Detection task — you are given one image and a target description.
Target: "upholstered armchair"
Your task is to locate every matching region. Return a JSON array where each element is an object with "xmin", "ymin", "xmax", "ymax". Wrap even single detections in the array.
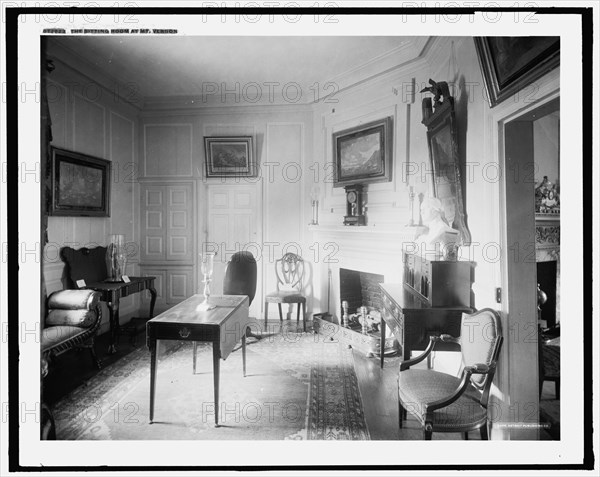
[
  {"xmin": 41, "ymin": 289, "xmax": 103, "ymax": 369},
  {"xmin": 398, "ymin": 308, "xmax": 503, "ymax": 440}
]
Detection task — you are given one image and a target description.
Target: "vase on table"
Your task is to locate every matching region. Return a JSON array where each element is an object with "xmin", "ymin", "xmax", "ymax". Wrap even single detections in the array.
[
  {"xmin": 105, "ymin": 234, "xmax": 127, "ymax": 282},
  {"xmin": 197, "ymin": 252, "xmax": 216, "ymax": 311}
]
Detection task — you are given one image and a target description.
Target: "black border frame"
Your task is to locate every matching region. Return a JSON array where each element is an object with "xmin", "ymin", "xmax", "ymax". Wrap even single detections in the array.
[{"xmin": 5, "ymin": 4, "xmax": 594, "ymax": 473}]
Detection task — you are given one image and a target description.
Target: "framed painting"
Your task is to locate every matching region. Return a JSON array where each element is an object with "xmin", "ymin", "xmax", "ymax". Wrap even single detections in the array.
[
  {"xmin": 474, "ymin": 36, "xmax": 559, "ymax": 107},
  {"xmin": 333, "ymin": 117, "xmax": 393, "ymax": 187},
  {"xmin": 204, "ymin": 136, "xmax": 256, "ymax": 178},
  {"xmin": 49, "ymin": 147, "xmax": 111, "ymax": 217}
]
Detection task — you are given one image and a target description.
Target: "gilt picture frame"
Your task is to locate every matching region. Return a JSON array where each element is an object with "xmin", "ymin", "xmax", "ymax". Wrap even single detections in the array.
[
  {"xmin": 474, "ymin": 36, "xmax": 560, "ymax": 107},
  {"xmin": 49, "ymin": 147, "xmax": 111, "ymax": 217},
  {"xmin": 204, "ymin": 136, "xmax": 256, "ymax": 178},
  {"xmin": 333, "ymin": 117, "xmax": 393, "ymax": 188}
]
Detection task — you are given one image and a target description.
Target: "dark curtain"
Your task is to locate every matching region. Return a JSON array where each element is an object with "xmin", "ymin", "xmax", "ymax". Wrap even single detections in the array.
[{"xmin": 40, "ymin": 38, "xmax": 53, "ymax": 322}]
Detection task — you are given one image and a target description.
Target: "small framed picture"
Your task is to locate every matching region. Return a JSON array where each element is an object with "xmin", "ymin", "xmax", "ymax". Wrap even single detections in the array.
[{"xmin": 204, "ymin": 136, "xmax": 256, "ymax": 178}]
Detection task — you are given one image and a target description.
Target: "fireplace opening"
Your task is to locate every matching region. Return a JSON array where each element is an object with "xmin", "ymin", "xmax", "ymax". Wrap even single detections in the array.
[
  {"xmin": 339, "ymin": 268, "xmax": 385, "ymax": 315},
  {"xmin": 537, "ymin": 260, "xmax": 558, "ymax": 328}
]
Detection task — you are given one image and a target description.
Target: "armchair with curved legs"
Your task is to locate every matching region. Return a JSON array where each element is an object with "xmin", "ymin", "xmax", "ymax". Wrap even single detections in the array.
[
  {"xmin": 264, "ymin": 252, "xmax": 307, "ymax": 332},
  {"xmin": 398, "ymin": 308, "xmax": 503, "ymax": 440}
]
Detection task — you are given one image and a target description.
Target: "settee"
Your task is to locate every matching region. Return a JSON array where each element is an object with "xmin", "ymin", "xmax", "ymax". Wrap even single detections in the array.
[{"xmin": 41, "ymin": 289, "xmax": 103, "ymax": 369}]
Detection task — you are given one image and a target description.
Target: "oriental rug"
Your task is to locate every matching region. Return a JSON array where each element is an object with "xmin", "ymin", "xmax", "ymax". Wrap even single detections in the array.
[{"xmin": 52, "ymin": 331, "xmax": 370, "ymax": 440}]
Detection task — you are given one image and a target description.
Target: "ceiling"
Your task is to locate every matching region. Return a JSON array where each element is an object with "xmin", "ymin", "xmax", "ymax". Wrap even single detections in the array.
[{"xmin": 48, "ymin": 36, "xmax": 428, "ymax": 105}]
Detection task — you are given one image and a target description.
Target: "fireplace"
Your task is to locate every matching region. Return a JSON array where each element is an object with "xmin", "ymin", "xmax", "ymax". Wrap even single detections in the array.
[
  {"xmin": 339, "ymin": 268, "xmax": 385, "ymax": 315},
  {"xmin": 537, "ymin": 261, "xmax": 558, "ymax": 328},
  {"xmin": 535, "ymin": 217, "xmax": 560, "ymax": 327}
]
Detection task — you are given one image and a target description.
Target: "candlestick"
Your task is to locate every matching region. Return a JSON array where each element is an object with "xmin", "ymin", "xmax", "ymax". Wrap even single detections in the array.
[
  {"xmin": 360, "ymin": 306, "xmax": 369, "ymax": 334},
  {"xmin": 197, "ymin": 252, "xmax": 216, "ymax": 311},
  {"xmin": 407, "ymin": 186, "xmax": 415, "ymax": 226}
]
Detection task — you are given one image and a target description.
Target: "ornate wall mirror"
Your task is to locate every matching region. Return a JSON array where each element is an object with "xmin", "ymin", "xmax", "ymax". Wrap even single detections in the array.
[{"xmin": 421, "ymin": 79, "xmax": 471, "ymax": 246}]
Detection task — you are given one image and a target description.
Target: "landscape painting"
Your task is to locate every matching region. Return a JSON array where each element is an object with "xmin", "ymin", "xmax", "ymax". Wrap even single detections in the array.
[
  {"xmin": 50, "ymin": 147, "xmax": 111, "ymax": 217},
  {"xmin": 204, "ymin": 136, "xmax": 255, "ymax": 177},
  {"xmin": 333, "ymin": 117, "xmax": 393, "ymax": 187}
]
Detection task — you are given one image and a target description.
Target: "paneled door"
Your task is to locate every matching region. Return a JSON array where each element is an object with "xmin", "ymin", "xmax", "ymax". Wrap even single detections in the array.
[
  {"xmin": 206, "ymin": 184, "xmax": 261, "ymax": 319},
  {"xmin": 140, "ymin": 182, "xmax": 195, "ymax": 312}
]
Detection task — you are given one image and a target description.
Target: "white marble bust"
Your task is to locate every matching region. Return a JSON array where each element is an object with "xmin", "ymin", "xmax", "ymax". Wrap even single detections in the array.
[{"xmin": 418, "ymin": 197, "xmax": 459, "ymax": 259}]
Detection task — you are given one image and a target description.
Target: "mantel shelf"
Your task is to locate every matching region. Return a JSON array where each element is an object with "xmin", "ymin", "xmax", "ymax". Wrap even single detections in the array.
[{"xmin": 307, "ymin": 223, "xmax": 426, "ymax": 240}]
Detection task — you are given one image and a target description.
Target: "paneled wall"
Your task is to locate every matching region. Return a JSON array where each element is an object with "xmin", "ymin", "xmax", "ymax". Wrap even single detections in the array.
[
  {"xmin": 138, "ymin": 106, "xmax": 313, "ymax": 318},
  {"xmin": 311, "ymin": 37, "xmax": 502, "ymax": 312},
  {"xmin": 43, "ymin": 55, "xmax": 141, "ymax": 333}
]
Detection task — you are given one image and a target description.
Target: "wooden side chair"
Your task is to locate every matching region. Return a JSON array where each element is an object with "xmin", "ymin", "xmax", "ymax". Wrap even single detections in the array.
[
  {"xmin": 398, "ymin": 308, "xmax": 503, "ymax": 440},
  {"xmin": 264, "ymin": 252, "xmax": 307, "ymax": 332},
  {"xmin": 223, "ymin": 251, "xmax": 257, "ymax": 305}
]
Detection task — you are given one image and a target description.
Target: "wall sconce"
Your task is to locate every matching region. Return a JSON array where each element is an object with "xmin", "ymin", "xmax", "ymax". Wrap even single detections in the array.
[{"xmin": 310, "ymin": 186, "xmax": 320, "ymax": 225}]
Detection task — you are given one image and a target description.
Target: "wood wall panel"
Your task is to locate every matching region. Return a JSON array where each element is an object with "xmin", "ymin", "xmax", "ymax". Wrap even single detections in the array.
[
  {"xmin": 144, "ymin": 124, "xmax": 193, "ymax": 176},
  {"xmin": 168, "ymin": 269, "xmax": 193, "ymax": 304},
  {"xmin": 264, "ymin": 123, "xmax": 303, "ymax": 295},
  {"xmin": 73, "ymin": 94, "xmax": 105, "ymax": 158},
  {"xmin": 46, "ymin": 80, "xmax": 67, "ymax": 148},
  {"xmin": 109, "ymin": 111, "xmax": 135, "ymax": 243}
]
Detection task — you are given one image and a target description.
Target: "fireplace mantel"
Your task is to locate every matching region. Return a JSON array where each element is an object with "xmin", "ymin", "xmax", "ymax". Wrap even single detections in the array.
[
  {"xmin": 308, "ymin": 223, "xmax": 425, "ymax": 242},
  {"xmin": 309, "ymin": 223, "xmax": 426, "ymax": 319}
]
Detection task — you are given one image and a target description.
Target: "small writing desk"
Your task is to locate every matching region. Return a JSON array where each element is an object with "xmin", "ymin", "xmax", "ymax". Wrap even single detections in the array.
[
  {"xmin": 146, "ymin": 294, "xmax": 250, "ymax": 426},
  {"xmin": 85, "ymin": 276, "xmax": 156, "ymax": 353},
  {"xmin": 379, "ymin": 283, "xmax": 470, "ymax": 368}
]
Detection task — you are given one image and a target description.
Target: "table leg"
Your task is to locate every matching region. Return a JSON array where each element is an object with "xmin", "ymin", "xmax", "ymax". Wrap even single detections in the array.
[
  {"xmin": 107, "ymin": 295, "xmax": 120, "ymax": 354},
  {"xmin": 149, "ymin": 338, "xmax": 157, "ymax": 423},
  {"xmin": 148, "ymin": 284, "xmax": 157, "ymax": 318},
  {"xmin": 403, "ymin": 344, "xmax": 411, "ymax": 361},
  {"xmin": 193, "ymin": 341, "xmax": 197, "ymax": 374},
  {"xmin": 380, "ymin": 319, "xmax": 386, "ymax": 369},
  {"xmin": 242, "ymin": 332, "xmax": 246, "ymax": 377},
  {"xmin": 213, "ymin": 341, "xmax": 220, "ymax": 427}
]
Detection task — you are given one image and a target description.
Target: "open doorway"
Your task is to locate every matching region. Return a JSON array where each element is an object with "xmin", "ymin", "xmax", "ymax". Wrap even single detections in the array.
[{"xmin": 504, "ymin": 97, "xmax": 560, "ymax": 439}]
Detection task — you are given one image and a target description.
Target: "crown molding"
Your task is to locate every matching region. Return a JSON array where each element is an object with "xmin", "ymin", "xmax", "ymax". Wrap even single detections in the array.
[
  {"xmin": 47, "ymin": 36, "xmax": 433, "ymax": 111},
  {"xmin": 46, "ymin": 38, "xmax": 145, "ymax": 110},
  {"xmin": 139, "ymin": 101, "xmax": 313, "ymax": 117}
]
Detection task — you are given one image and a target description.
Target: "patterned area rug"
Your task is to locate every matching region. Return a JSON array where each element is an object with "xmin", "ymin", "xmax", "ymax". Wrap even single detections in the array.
[{"xmin": 53, "ymin": 331, "xmax": 369, "ymax": 440}]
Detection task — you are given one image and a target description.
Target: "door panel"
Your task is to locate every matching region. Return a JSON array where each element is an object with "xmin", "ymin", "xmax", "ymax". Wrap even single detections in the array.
[
  {"xmin": 206, "ymin": 185, "xmax": 261, "ymax": 318},
  {"xmin": 166, "ymin": 184, "xmax": 193, "ymax": 261},
  {"xmin": 141, "ymin": 186, "xmax": 165, "ymax": 262}
]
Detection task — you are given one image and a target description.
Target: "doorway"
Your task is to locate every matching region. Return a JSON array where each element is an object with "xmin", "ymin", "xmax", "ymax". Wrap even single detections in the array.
[{"xmin": 503, "ymin": 97, "xmax": 560, "ymax": 439}]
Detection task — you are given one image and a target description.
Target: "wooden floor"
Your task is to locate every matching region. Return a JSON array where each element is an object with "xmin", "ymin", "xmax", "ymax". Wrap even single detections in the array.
[
  {"xmin": 352, "ymin": 346, "xmax": 558, "ymax": 440},
  {"xmin": 44, "ymin": 321, "xmax": 558, "ymax": 440}
]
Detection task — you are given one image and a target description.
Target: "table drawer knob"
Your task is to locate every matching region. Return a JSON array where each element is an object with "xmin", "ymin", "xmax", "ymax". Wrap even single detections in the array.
[{"xmin": 179, "ymin": 327, "xmax": 191, "ymax": 338}]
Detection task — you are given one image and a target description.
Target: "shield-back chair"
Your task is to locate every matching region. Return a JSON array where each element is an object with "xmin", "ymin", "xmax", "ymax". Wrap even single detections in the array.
[{"xmin": 264, "ymin": 252, "xmax": 306, "ymax": 332}]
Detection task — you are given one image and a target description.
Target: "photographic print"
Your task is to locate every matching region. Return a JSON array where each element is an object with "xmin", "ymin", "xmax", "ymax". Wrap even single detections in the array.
[{"xmin": 7, "ymin": 4, "xmax": 595, "ymax": 474}]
